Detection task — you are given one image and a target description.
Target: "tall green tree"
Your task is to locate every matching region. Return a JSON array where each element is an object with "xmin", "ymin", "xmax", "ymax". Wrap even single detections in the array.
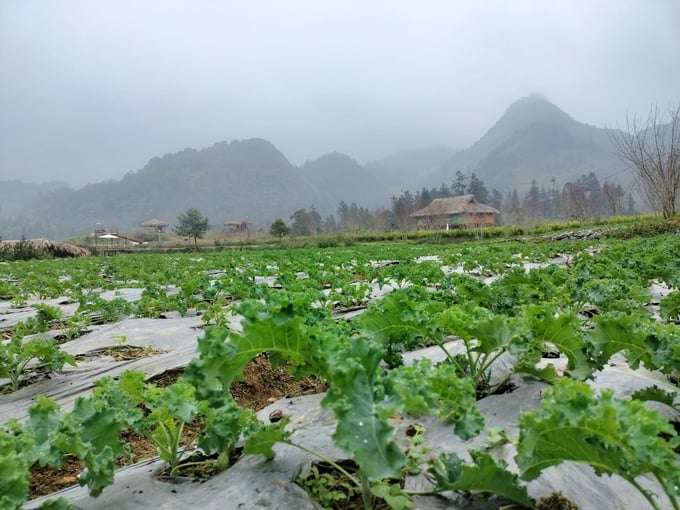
[
  {"xmin": 173, "ymin": 208, "xmax": 209, "ymax": 251},
  {"xmin": 524, "ymin": 179, "xmax": 541, "ymax": 221},
  {"xmin": 269, "ymin": 218, "xmax": 290, "ymax": 238},
  {"xmin": 489, "ymin": 188, "xmax": 503, "ymax": 211},
  {"xmin": 466, "ymin": 173, "xmax": 489, "ymax": 203},
  {"xmin": 290, "ymin": 208, "xmax": 321, "ymax": 236},
  {"xmin": 452, "ymin": 170, "xmax": 467, "ymax": 195},
  {"xmin": 507, "ymin": 188, "xmax": 522, "ymax": 224},
  {"xmin": 391, "ymin": 191, "xmax": 415, "ymax": 233}
]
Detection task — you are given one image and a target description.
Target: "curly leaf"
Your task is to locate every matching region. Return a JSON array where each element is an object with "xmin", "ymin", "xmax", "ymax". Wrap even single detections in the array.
[
  {"xmin": 186, "ymin": 295, "xmax": 324, "ymax": 401},
  {"xmin": 0, "ymin": 428, "xmax": 30, "ymax": 510},
  {"xmin": 243, "ymin": 421, "xmax": 292, "ymax": 460},
  {"xmin": 38, "ymin": 498, "xmax": 75, "ymax": 510},
  {"xmin": 357, "ymin": 290, "xmax": 432, "ymax": 350},
  {"xmin": 469, "ymin": 315, "xmax": 522, "ymax": 355},
  {"xmin": 25, "ymin": 395, "xmax": 63, "ymax": 467},
  {"xmin": 517, "ymin": 378, "xmax": 680, "ymax": 503},
  {"xmin": 322, "ymin": 338, "xmax": 405, "ymax": 480},
  {"xmin": 76, "ymin": 446, "xmax": 115, "ymax": 497},
  {"xmin": 371, "ymin": 482, "xmax": 414, "ymax": 510},
  {"xmin": 660, "ymin": 290, "xmax": 680, "ymax": 320},
  {"xmin": 587, "ymin": 313, "xmax": 652, "ymax": 370},
  {"xmin": 630, "ymin": 385, "xmax": 679, "ymax": 412},
  {"xmin": 198, "ymin": 400, "xmax": 256, "ymax": 455},
  {"xmin": 429, "ymin": 450, "xmax": 534, "ymax": 508},
  {"xmin": 523, "ymin": 304, "xmax": 594, "ymax": 380},
  {"xmin": 385, "ymin": 360, "xmax": 484, "ymax": 440}
]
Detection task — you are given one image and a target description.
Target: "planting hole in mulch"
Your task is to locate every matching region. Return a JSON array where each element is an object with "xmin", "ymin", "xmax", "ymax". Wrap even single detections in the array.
[
  {"xmin": 75, "ymin": 344, "xmax": 169, "ymax": 362},
  {"xmin": 154, "ymin": 447, "xmax": 244, "ymax": 482},
  {"xmin": 476, "ymin": 379, "xmax": 517, "ymax": 399},
  {"xmin": 296, "ymin": 459, "xmax": 398, "ymax": 510},
  {"xmin": 229, "ymin": 353, "xmax": 327, "ymax": 410},
  {"xmin": 27, "ymin": 353, "xmax": 327, "ymax": 499},
  {"xmin": 536, "ymin": 492, "xmax": 579, "ymax": 510},
  {"xmin": 1, "ymin": 366, "xmax": 53, "ymax": 394}
]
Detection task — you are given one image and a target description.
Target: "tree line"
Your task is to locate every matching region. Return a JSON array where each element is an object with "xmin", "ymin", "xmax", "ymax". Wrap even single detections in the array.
[
  {"xmin": 279, "ymin": 103, "xmax": 680, "ymax": 236},
  {"xmin": 137, "ymin": 104, "xmax": 680, "ymax": 242},
  {"xmin": 273, "ymin": 170, "xmax": 637, "ymax": 237}
]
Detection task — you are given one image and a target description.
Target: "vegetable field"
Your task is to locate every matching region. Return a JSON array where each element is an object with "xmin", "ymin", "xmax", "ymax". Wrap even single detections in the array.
[{"xmin": 1, "ymin": 234, "xmax": 679, "ymax": 509}]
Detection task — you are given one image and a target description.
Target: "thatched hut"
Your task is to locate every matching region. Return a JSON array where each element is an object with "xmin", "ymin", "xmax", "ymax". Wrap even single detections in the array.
[
  {"xmin": 224, "ymin": 219, "xmax": 248, "ymax": 232},
  {"xmin": 0, "ymin": 239, "xmax": 90, "ymax": 258},
  {"xmin": 410, "ymin": 195, "xmax": 500, "ymax": 229},
  {"xmin": 139, "ymin": 218, "xmax": 169, "ymax": 233}
]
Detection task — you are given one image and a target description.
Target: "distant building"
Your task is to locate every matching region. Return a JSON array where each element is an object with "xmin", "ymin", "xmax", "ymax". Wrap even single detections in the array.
[
  {"xmin": 224, "ymin": 219, "xmax": 248, "ymax": 232},
  {"xmin": 139, "ymin": 218, "xmax": 169, "ymax": 233},
  {"xmin": 410, "ymin": 195, "xmax": 499, "ymax": 229}
]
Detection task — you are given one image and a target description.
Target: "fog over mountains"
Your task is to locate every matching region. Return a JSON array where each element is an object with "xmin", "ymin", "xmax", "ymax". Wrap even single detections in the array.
[
  {"xmin": 436, "ymin": 96, "xmax": 622, "ymax": 191},
  {"xmin": 0, "ymin": 95, "xmax": 627, "ymax": 239}
]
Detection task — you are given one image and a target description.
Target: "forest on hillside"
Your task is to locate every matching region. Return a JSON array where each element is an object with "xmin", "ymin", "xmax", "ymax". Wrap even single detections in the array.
[{"xmin": 280, "ymin": 170, "xmax": 636, "ymax": 237}]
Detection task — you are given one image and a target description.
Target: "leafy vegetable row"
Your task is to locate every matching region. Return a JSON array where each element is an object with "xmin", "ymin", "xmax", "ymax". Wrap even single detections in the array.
[{"xmin": 1, "ymin": 233, "xmax": 679, "ymax": 508}]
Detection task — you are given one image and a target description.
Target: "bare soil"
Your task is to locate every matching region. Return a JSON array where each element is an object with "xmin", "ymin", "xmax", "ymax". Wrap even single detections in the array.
[{"xmin": 28, "ymin": 354, "xmax": 325, "ymax": 499}]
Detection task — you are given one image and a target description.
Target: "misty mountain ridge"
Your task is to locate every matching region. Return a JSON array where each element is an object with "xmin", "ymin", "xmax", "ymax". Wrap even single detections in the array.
[
  {"xmin": 1, "ymin": 95, "xmax": 627, "ymax": 239},
  {"xmin": 434, "ymin": 94, "xmax": 623, "ymax": 191},
  {"xmin": 365, "ymin": 145, "xmax": 460, "ymax": 196},
  {"xmin": 300, "ymin": 152, "xmax": 384, "ymax": 209},
  {"xmin": 1, "ymin": 139, "xmax": 334, "ymax": 239},
  {"xmin": 0, "ymin": 180, "xmax": 69, "ymax": 216}
]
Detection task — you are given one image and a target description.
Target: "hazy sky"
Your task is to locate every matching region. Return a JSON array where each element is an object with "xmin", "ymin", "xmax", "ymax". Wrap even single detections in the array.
[{"xmin": 2, "ymin": 0, "xmax": 679, "ymax": 186}]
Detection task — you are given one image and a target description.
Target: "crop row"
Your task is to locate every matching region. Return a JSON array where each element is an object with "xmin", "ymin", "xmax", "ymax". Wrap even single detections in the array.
[{"xmin": 1, "ymin": 234, "xmax": 679, "ymax": 509}]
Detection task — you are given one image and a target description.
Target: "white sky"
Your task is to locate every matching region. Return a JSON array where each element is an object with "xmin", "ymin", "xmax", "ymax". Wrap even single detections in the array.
[{"xmin": 1, "ymin": 0, "xmax": 679, "ymax": 185}]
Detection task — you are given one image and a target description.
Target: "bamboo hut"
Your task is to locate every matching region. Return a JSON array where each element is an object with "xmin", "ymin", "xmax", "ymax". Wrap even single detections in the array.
[
  {"xmin": 224, "ymin": 219, "xmax": 248, "ymax": 232},
  {"xmin": 410, "ymin": 195, "xmax": 500, "ymax": 229},
  {"xmin": 0, "ymin": 239, "xmax": 90, "ymax": 258},
  {"xmin": 139, "ymin": 218, "xmax": 169, "ymax": 233}
]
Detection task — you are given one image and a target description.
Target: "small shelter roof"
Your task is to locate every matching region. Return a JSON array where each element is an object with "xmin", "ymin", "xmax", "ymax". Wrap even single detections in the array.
[
  {"xmin": 139, "ymin": 218, "xmax": 169, "ymax": 228},
  {"xmin": 224, "ymin": 219, "xmax": 247, "ymax": 226},
  {"xmin": 224, "ymin": 219, "xmax": 248, "ymax": 231},
  {"xmin": 410, "ymin": 195, "xmax": 499, "ymax": 217}
]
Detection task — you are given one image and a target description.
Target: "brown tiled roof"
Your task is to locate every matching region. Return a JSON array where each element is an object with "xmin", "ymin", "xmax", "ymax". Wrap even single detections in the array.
[{"xmin": 410, "ymin": 195, "xmax": 499, "ymax": 217}]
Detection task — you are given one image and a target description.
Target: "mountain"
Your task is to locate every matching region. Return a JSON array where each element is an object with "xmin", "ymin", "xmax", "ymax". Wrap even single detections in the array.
[
  {"xmin": 432, "ymin": 95, "xmax": 623, "ymax": 192},
  {"xmin": 0, "ymin": 180, "xmax": 69, "ymax": 215},
  {"xmin": 300, "ymin": 152, "xmax": 384, "ymax": 208},
  {"xmin": 364, "ymin": 145, "xmax": 459, "ymax": 197},
  {"xmin": 2, "ymin": 139, "xmax": 334, "ymax": 239},
  {"xmin": 1, "ymin": 95, "xmax": 632, "ymax": 239}
]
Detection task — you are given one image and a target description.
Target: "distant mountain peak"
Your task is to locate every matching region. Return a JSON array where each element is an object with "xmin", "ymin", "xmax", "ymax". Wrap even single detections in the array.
[
  {"xmin": 444, "ymin": 95, "xmax": 577, "ymax": 168},
  {"xmin": 434, "ymin": 95, "xmax": 620, "ymax": 194},
  {"xmin": 495, "ymin": 94, "xmax": 574, "ymax": 130},
  {"xmin": 304, "ymin": 152, "xmax": 359, "ymax": 167},
  {"xmin": 210, "ymin": 137, "xmax": 283, "ymax": 154}
]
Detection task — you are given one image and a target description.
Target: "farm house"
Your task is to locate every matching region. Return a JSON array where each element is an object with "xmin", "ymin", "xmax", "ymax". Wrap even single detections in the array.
[{"xmin": 410, "ymin": 195, "xmax": 500, "ymax": 229}]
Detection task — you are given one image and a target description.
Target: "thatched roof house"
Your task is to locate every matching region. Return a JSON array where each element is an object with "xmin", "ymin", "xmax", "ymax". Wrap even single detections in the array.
[
  {"xmin": 410, "ymin": 195, "xmax": 499, "ymax": 229},
  {"xmin": 224, "ymin": 219, "xmax": 248, "ymax": 231},
  {"xmin": 0, "ymin": 239, "xmax": 89, "ymax": 258},
  {"xmin": 139, "ymin": 218, "xmax": 169, "ymax": 233}
]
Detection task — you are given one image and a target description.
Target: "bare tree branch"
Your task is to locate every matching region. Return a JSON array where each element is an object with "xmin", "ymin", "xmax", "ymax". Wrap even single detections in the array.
[{"xmin": 610, "ymin": 104, "xmax": 680, "ymax": 218}]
